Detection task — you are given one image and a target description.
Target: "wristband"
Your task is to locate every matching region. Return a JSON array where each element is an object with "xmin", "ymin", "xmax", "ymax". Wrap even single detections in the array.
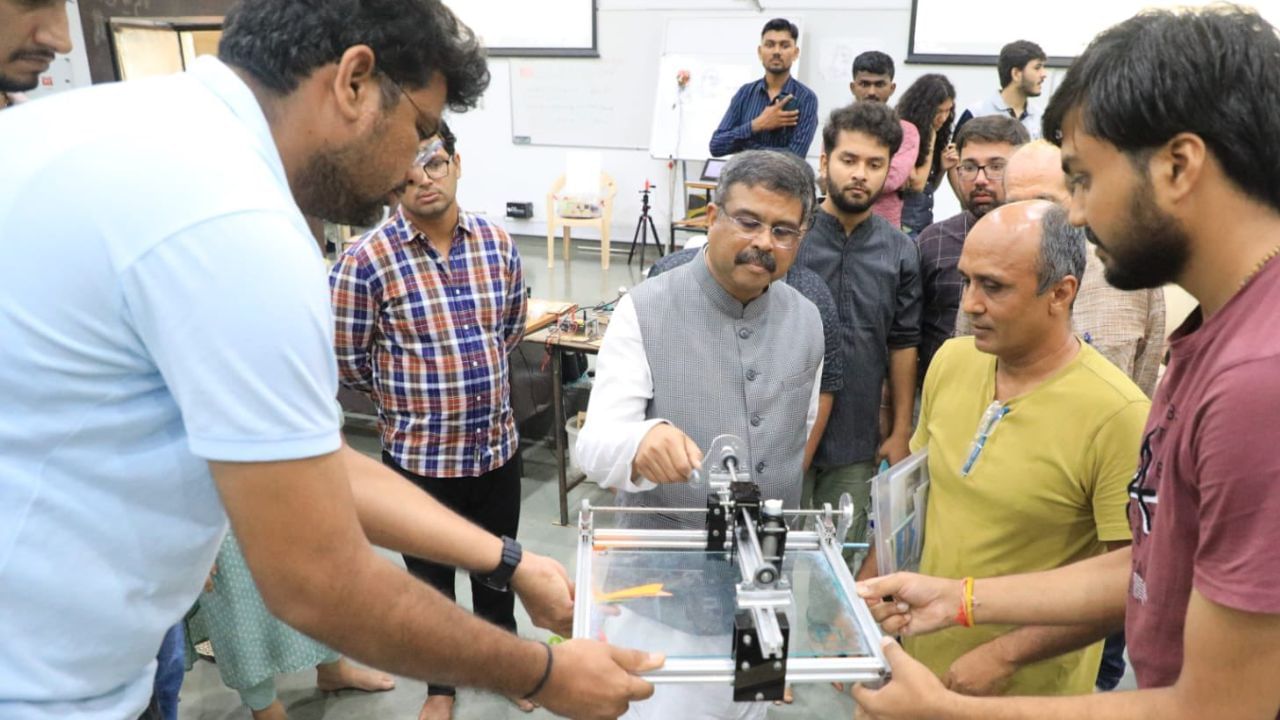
[
  {"xmin": 522, "ymin": 642, "xmax": 554, "ymax": 700},
  {"xmin": 474, "ymin": 536, "xmax": 522, "ymax": 592}
]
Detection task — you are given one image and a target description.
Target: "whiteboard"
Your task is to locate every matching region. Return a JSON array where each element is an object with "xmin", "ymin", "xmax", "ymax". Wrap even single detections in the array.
[
  {"xmin": 909, "ymin": 0, "xmax": 1280, "ymax": 63},
  {"xmin": 648, "ymin": 54, "xmax": 759, "ymax": 161},
  {"xmin": 503, "ymin": 12, "xmax": 809, "ymax": 154},
  {"xmin": 505, "ymin": 9, "xmax": 661, "ymax": 149},
  {"xmin": 445, "ymin": 0, "xmax": 596, "ymax": 56},
  {"xmin": 509, "ymin": 57, "xmax": 653, "ymax": 148}
]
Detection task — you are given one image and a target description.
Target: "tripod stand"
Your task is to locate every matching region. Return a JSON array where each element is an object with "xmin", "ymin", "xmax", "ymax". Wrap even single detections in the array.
[{"xmin": 628, "ymin": 180, "xmax": 664, "ymax": 266}]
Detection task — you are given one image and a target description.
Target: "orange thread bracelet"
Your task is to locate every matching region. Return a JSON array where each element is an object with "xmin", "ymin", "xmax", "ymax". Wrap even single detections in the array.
[
  {"xmin": 963, "ymin": 576, "xmax": 976, "ymax": 627},
  {"xmin": 953, "ymin": 577, "xmax": 976, "ymax": 628}
]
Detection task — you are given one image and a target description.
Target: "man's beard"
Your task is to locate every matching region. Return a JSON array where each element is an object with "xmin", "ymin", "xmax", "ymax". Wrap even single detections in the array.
[
  {"xmin": 1090, "ymin": 182, "xmax": 1191, "ymax": 291},
  {"xmin": 294, "ymin": 150, "xmax": 388, "ymax": 227},
  {"xmin": 1, "ymin": 49, "xmax": 56, "ymax": 92},
  {"xmin": 0, "ymin": 73, "xmax": 35, "ymax": 93},
  {"xmin": 1021, "ymin": 76, "xmax": 1041, "ymax": 97},
  {"xmin": 824, "ymin": 173, "xmax": 879, "ymax": 215},
  {"xmin": 967, "ymin": 189, "xmax": 1001, "ymax": 218}
]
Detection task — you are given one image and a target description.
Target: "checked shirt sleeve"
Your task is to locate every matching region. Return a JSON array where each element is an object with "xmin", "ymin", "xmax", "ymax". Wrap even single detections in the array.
[
  {"xmin": 328, "ymin": 249, "xmax": 377, "ymax": 393},
  {"xmin": 500, "ymin": 228, "xmax": 528, "ymax": 353}
]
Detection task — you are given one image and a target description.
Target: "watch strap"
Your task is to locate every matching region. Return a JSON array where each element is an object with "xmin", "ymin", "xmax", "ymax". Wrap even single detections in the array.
[{"xmin": 475, "ymin": 535, "xmax": 522, "ymax": 592}]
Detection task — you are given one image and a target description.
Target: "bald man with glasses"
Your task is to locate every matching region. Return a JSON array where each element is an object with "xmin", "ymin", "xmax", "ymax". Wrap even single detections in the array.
[{"xmin": 916, "ymin": 115, "xmax": 1030, "ymax": 384}]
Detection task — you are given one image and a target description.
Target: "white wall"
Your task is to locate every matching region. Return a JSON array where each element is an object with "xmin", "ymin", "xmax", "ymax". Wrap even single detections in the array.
[
  {"xmin": 912, "ymin": 0, "xmax": 1280, "ymax": 59},
  {"xmin": 448, "ymin": 0, "xmax": 1068, "ymax": 242}
]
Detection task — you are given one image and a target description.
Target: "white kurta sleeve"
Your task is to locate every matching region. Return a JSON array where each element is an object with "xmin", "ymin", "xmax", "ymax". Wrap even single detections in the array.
[
  {"xmin": 574, "ymin": 295, "xmax": 667, "ymax": 492},
  {"xmin": 805, "ymin": 359, "xmax": 822, "ymax": 439}
]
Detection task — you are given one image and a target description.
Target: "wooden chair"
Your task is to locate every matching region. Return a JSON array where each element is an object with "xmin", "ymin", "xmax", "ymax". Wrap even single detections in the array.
[{"xmin": 546, "ymin": 172, "xmax": 617, "ymax": 270}]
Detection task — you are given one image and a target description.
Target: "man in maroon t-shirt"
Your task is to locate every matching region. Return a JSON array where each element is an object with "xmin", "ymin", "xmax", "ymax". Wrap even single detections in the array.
[{"xmin": 844, "ymin": 7, "xmax": 1280, "ymax": 720}]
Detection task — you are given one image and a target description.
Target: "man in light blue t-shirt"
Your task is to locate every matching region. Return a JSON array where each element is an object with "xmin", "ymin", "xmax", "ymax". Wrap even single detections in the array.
[
  {"xmin": 0, "ymin": 2, "xmax": 660, "ymax": 719},
  {"xmin": 953, "ymin": 40, "xmax": 1047, "ymax": 142}
]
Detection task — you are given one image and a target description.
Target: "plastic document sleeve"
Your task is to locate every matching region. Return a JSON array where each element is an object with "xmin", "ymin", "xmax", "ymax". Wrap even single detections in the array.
[{"xmin": 871, "ymin": 449, "xmax": 930, "ymax": 577}]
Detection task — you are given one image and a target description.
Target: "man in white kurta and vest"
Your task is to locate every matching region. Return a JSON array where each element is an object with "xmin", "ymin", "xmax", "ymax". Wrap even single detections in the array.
[{"xmin": 576, "ymin": 149, "xmax": 825, "ymax": 720}]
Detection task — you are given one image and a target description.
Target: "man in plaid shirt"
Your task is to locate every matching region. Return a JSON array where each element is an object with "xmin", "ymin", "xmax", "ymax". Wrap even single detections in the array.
[{"xmin": 330, "ymin": 121, "xmax": 528, "ymax": 720}]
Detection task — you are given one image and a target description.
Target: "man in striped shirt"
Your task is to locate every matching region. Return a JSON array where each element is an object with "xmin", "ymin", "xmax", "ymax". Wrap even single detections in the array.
[
  {"xmin": 708, "ymin": 17, "xmax": 818, "ymax": 158},
  {"xmin": 330, "ymin": 121, "xmax": 528, "ymax": 720}
]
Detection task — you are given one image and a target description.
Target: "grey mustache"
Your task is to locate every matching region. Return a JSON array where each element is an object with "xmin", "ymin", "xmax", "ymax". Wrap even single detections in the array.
[{"xmin": 734, "ymin": 248, "xmax": 777, "ymax": 272}]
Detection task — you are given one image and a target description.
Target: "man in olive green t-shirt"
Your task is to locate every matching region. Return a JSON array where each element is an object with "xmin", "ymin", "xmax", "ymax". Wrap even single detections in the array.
[{"xmin": 896, "ymin": 201, "xmax": 1148, "ymax": 697}]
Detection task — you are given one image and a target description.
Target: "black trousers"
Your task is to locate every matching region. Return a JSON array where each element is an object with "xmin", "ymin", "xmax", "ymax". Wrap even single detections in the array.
[{"xmin": 382, "ymin": 452, "xmax": 523, "ymax": 697}]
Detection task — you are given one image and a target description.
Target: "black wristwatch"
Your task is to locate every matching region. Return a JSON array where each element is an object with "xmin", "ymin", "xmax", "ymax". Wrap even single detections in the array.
[{"xmin": 475, "ymin": 536, "xmax": 522, "ymax": 592}]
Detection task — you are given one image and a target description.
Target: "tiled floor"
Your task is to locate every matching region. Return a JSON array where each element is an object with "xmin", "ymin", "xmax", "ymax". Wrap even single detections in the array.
[
  {"xmin": 517, "ymin": 235, "xmax": 664, "ymax": 308},
  {"xmin": 177, "ymin": 236, "xmax": 1133, "ymax": 719}
]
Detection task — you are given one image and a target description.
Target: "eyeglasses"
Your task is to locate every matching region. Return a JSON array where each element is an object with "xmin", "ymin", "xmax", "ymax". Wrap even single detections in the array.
[
  {"xmin": 719, "ymin": 211, "xmax": 804, "ymax": 249},
  {"xmin": 959, "ymin": 401, "xmax": 1009, "ymax": 477},
  {"xmin": 413, "ymin": 147, "xmax": 452, "ymax": 179},
  {"xmin": 1127, "ymin": 428, "xmax": 1159, "ymax": 535},
  {"xmin": 956, "ymin": 160, "xmax": 1008, "ymax": 181}
]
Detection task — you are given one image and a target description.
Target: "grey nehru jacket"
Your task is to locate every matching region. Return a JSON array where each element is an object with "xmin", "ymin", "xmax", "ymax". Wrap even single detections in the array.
[
  {"xmin": 797, "ymin": 208, "xmax": 923, "ymax": 466},
  {"xmin": 623, "ymin": 251, "xmax": 824, "ymax": 529}
]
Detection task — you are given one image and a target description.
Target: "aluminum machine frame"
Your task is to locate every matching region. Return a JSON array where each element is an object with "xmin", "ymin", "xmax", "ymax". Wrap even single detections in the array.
[{"xmin": 573, "ymin": 435, "xmax": 891, "ymax": 702}]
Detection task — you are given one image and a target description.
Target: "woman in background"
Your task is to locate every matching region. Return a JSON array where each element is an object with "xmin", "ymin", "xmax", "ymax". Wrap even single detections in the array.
[
  {"xmin": 897, "ymin": 74, "xmax": 958, "ymax": 240},
  {"xmin": 187, "ymin": 533, "xmax": 395, "ymax": 720}
]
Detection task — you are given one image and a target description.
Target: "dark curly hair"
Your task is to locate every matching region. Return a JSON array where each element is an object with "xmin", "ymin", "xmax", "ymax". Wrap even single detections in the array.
[
  {"xmin": 218, "ymin": 0, "xmax": 490, "ymax": 113},
  {"xmin": 895, "ymin": 73, "xmax": 956, "ymax": 183},
  {"xmin": 822, "ymin": 101, "xmax": 903, "ymax": 157}
]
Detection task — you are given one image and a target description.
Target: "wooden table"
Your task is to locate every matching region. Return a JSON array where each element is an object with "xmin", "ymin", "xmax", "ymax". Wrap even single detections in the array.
[
  {"xmin": 685, "ymin": 180, "xmax": 717, "ymax": 196},
  {"xmin": 669, "ymin": 180, "xmax": 718, "ymax": 252},
  {"xmin": 523, "ymin": 326, "xmax": 602, "ymax": 525},
  {"xmin": 525, "ymin": 298, "xmax": 576, "ymax": 334}
]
